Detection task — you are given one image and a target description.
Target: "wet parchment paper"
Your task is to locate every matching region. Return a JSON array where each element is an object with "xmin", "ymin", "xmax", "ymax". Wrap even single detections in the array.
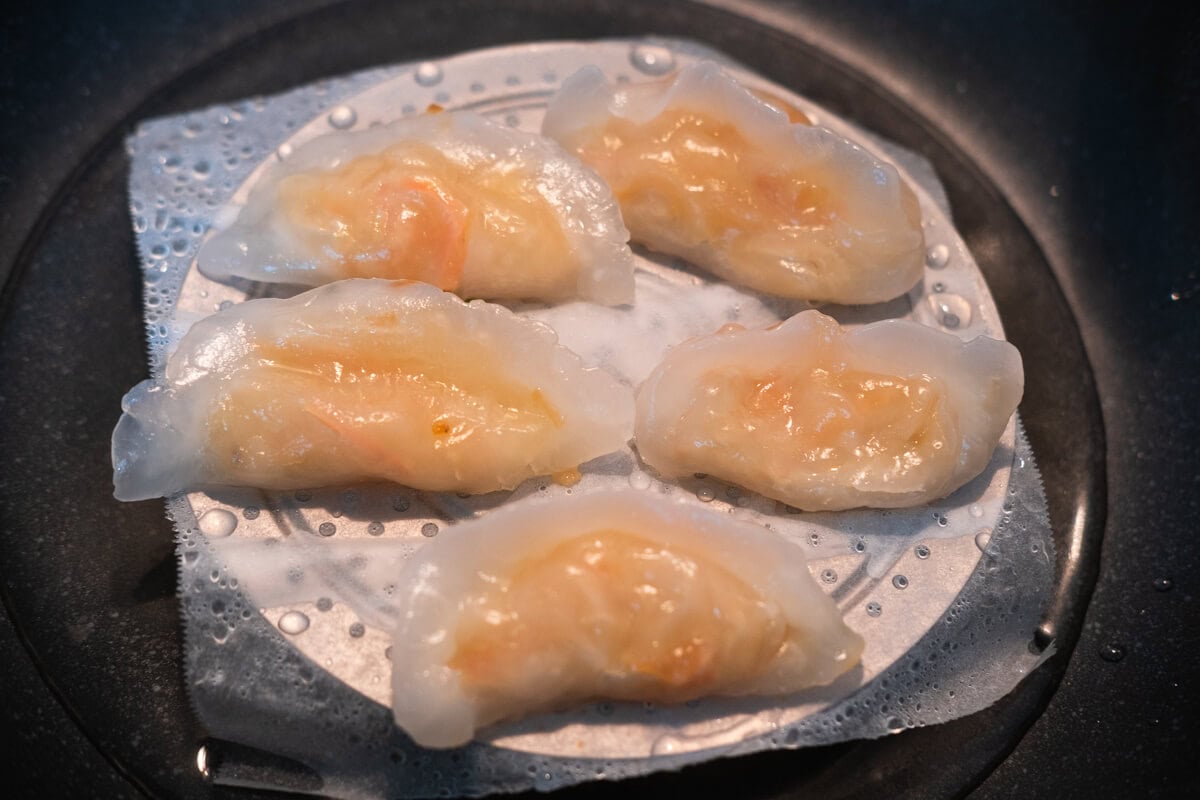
[{"xmin": 126, "ymin": 38, "xmax": 1054, "ymax": 798}]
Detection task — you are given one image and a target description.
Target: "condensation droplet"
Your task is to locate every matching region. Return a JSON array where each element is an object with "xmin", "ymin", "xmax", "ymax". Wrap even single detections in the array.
[
  {"xmin": 505, "ymin": 113, "xmax": 520, "ymax": 127},
  {"xmin": 1153, "ymin": 577, "xmax": 1174, "ymax": 592},
  {"xmin": 975, "ymin": 528, "xmax": 993, "ymax": 550},
  {"xmin": 853, "ymin": 539, "xmax": 866, "ymax": 553},
  {"xmin": 821, "ymin": 568, "xmax": 837, "ymax": 584},
  {"xmin": 316, "ymin": 597, "xmax": 333, "ymax": 612},
  {"xmin": 278, "ymin": 611, "xmax": 310, "ymax": 635},
  {"xmin": 629, "ymin": 472, "xmax": 652, "ymax": 490},
  {"xmin": 328, "ymin": 105, "xmax": 358, "ymax": 129},
  {"xmin": 198, "ymin": 509, "xmax": 237, "ymax": 538},
  {"xmin": 392, "ymin": 496, "xmax": 410, "ymax": 512},
  {"xmin": 887, "ymin": 717, "xmax": 904, "ymax": 732},
  {"xmin": 697, "ymin": 487, "xmax": 715, "ymax": 502},
  {"xmin": 318, "ymin": 521, "xmax": 336, "ymax": 537},
  {"xmin": 928, "ymin": 292, "xmax": 973, "ymax": 329},
  {"xmin": 294, "ymin": 489, "xmax": 311, "ymax": 502},
  {"xmin": 926, "ymin": 243, "xmax": 950, "ymax": 268},
  {"xmin": 242, "ymin": 506, "xmax": 260, "ymax": 520},
  {"xmin": 809, "ymin": 532, "xmax": 821, "ymax": 546},
  {"xmin": 421, "ymin": 522, "xmax": 439, "ymax": 537},
  {"xmin": 196, "ymin": 745, "xmax": 209, "ymax": 777},
  {"xmin": 915, "ymin": 544, "xmax": 931, "ymax": 559},
  {"xmin": 276, "ymin": 142, "xmax": 293, "ymax": 161},
  {"xmin": 1099, "ymin": 643, "xmax": 1126, "ymax": 663},
  {"xmin": 348, "ymin": 622, "xmax": 366, "ymax": 638},
  {"xmin": 866, "ymin": 602, "xmax": 882, "ymax": 617},
  {"xmin": 969, "ymin": 503, "xmax": 984, "ymax": 518},
  {"xmin": 367, "ymin": 521, "xmax": 385, "ymax": 536},
  {"xmin": 192, "ymin": 161, "xmax": 211, "ymax": 179},
  {"xmin": 414, "ymin": 62, "xmax": 444, "ymax": 87},
  {"xmin": 892, "ymin": 574, "xmax": 910, "ymax": 590},
  {"xmin": 630, "ymin": 43, "xmax": 676, "ymax": 75}
]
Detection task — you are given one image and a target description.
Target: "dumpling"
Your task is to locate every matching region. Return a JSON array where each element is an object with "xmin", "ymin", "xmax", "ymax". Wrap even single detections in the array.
[
  {"xmin": 389, "ymin": 490, "xmax": 863, "ymax": 748},
  {"xmin": 197, "ymin": 110, "xmax": 635, "ymax": 305},
  {"xmin": 542, "ymin": 63, "xmax": 924, "ymax": 305},
  {"xmin": 634, "ymin": 311, "xmax": 1023, "ymax": 511},
  {"xmin": 112, "ymin": 279, "xmax": 633, "ymax": 501}
]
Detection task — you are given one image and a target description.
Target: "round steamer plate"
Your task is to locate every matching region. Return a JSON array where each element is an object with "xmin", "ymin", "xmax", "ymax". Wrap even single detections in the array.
[
  {"xmin": 134, "ymin": 38, "xmax": 1034, "ymax": 768},
  {"xmin": 0, "ymin": 3, "xmax": 1116, "ymax": 800}
]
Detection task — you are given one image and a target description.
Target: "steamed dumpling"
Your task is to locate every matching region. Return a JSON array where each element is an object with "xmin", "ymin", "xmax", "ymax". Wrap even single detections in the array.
[
  {"xmin": 197, "ymin": 111, "xmax": 635, "ymax": 305},
  {"xmin": 112, "ymin": 279, "xmax": 633, "ymax": 500},
  {"xmin": 634, "ymin": 311, "xmax": 1023, "ymax": 511},
  {"xmin": 542, "ymin": 63, "xmax": 924, "ymax": 305},
  {"xmin": 389, "ymin": 490, "xmax": 863, "ymax": 748}
]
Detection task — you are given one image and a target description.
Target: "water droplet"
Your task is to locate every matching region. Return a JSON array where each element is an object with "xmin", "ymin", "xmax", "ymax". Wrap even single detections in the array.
[
  {"xmin": 931, "ymin": 281, "xmax": 946, "ymax": 293},
  {"xmin": 392, "ymin": 496, "xmax": 410, "ymax": 512},
  {"xmin": 328, "ymin": 105, "xmax": 357, "ymax": 129},
  {"xmin": 149, "ymin": 243, "xmax": 168, "ymax": 260},
  {"xmin": 892, "ymin": 574, "xmax": 910, "ymax": 590},
  {"xmin": 367, "ymin": 521, "xmax": 385, "ymax": 536},
  {"xmin": 821, "ymin": 568, "xmax": 838, "ymax": 584},
  {"xmin": 278, "ymin": 611, "xmax": 310, "ymax": 635},
  {"xmin": 294, "ymin": 489, "xmax": 311, "ymax": 502},
  {"xmin": 853, "ymin": 539, "xmax": 866, "ymax": 553},
  {"xmin": 866, "ymin": 602, "xmax": 883, "ymax": 617},
  {"xmin": 414, "ymin": 62, "xmax": 444, "ymax": 87},
  {"xmin": 192, "ymin": 161, "xmax": 211, "ymax": 179},
  {"xmin": 421, "ymin": 522, "xmax": 439, "ymax": 537},
  {"xmin": 505, "ymin": 75, "xmax": 521, "ymax": 86},
  {"xmin": 975, "ymin": 528, "xmax": 993, "ymax": 550},
  {"xmin": 469, "ymin": 81, "xmax": 485, "ymax": 94},
  {"xmin": 928, "ymin": 292, "xmax": 973, "ymax": 329},
  {"xmin": 697, "ymin": 487, "xmax": 715, "ymax": 502},
  {"xmin": 937, "ymin": 513, "xmax": 949, "ymax": 527},
  {"xmin": 505, "ymin": 114, "xmax": 520, "ymax": 128},
  {"xmin": 628, "ymin": 472, "xmax": 652, "ymax": 490},
  {"xmin": 276, "ymin": 142, "xmax": 293, "ymax": 161},
  {"xmin": 1099, "ymin": 643, "xmax": 1125, "ymax": 663},
  {"xmin": 887, "ymin": 717, "xmax": 904, "ymax": 732},
  {"xmin": 969, "ymin": 503, "xmax": 984, "ymax": 518},
  {"xmin": 316, "ymin": 597, "xmax": 333, "ymax": 612},
  {"xmin": 198, "ymin": 509, "xmax": 237, "ymax": 538},
  {"xmin": 196, "ymin": 745, "xmax": 209, "ymax": 777},
  {"xmin": 348, "ymin": 622, "xmax": 365, "ymax": 638},
  {"xmin": 242, "ymin": 506, "xmax": 260, "ymax": 520},
  {"xmin": 809, "ymin": 532, "xmax": 821, "ymax": 546},
  {"xmin": 1153, "ymin": 577, "xmax": 1174, "ymax": 592},
  {"xmin": 915, "ymin": 544, "xmax": 931, "ymax": 559},
  {"xmin": 384, "ymin": 645, "xmax": 393, "ymax": 661},
  {"xmin": 630, "ymin": 43, "xmax": 676, "ymax": 75},
  {"xmin": 318, "ymin": 521, "xmax": 336, "ymax": 537},
  {"xmin": 926, "ymin": 244, "xmax": 950, "ymax": 268}
]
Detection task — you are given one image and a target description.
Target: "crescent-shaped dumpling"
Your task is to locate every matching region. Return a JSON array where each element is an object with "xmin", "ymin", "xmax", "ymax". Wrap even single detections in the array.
[
  {"xmin": 634, "ymin": 311, "xmax": 1023, "ymax": 511},
  {"xmin": 112, "ymin": 279, "xmax": 633, "ymax": 500},
  {"xmin": 542, "ymin": 62, "xmax": 924, "ymax": 305},
  {"xmin": 197, "ymin": 111, "xmax": 635, "ymax": 305},
  {"xmin": 389, "ymin": 490, "xmax": 863, "ymax": 748}
]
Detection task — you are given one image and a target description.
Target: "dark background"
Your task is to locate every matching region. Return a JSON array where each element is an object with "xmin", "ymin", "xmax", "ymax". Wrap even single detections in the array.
[{"xmin": 1, "ymin": 1, "xmax": 1197, "ymax": 798}]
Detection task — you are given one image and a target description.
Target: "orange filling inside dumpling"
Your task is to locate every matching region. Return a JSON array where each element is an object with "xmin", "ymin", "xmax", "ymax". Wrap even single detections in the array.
[
  {"xmin": 277, "ymin": 141, "xmax": 576, "ymax": 296},
  {"xmin": 449, "ymin": 529, "xmax": 790, "ymax": 707}
]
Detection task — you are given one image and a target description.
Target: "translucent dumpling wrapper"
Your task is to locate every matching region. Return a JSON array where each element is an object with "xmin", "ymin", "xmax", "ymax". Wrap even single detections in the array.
[
  {"xmin": 542, "ymin": 62, "xmax": 925, "ymax": 305},
  {"xmin": 389, "ymin": 490, "xmax": 864, "ymax": 748},
  {"xmin": 197, "ymin": 110, "xmax": 636, "ymax": 305},
  {"xmin": 112, "ymin": 279, "xmax": 633, "ymax": 500},
  {"xmin": 634, "ymin": 311, "xmax": 1023, "ymax": 511}
]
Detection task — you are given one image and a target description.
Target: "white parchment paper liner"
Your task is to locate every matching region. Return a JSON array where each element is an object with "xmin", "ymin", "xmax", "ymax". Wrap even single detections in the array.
[{"xmin": 125, "ymin": 38, "xmax": 1054, "ymax": 798}]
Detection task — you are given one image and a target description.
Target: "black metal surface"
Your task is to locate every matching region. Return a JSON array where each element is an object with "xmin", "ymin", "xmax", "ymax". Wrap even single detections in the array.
[{"xmin": 0, "ymin": 1, "xmax": 1194, "ymax": 798}]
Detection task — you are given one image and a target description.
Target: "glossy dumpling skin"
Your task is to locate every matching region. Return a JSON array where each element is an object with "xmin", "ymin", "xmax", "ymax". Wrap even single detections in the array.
[
  {"xmin": 635, "ymin": 311, "xmax": 1023, "ymax": 511},
  {"xmin": 111, "ymin": 279, "xmax": 633, "ymax": 501},
  {"xmin": 197, "ymin": 111, "xmax": 635, "ymax": 305},
  {"xmin": 390, "ymin": 490, "xmax": 863, "ymax": 748},
  {"xmin": 542, "ymin": 63, "xmax": 925, "ymax": 305}
]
